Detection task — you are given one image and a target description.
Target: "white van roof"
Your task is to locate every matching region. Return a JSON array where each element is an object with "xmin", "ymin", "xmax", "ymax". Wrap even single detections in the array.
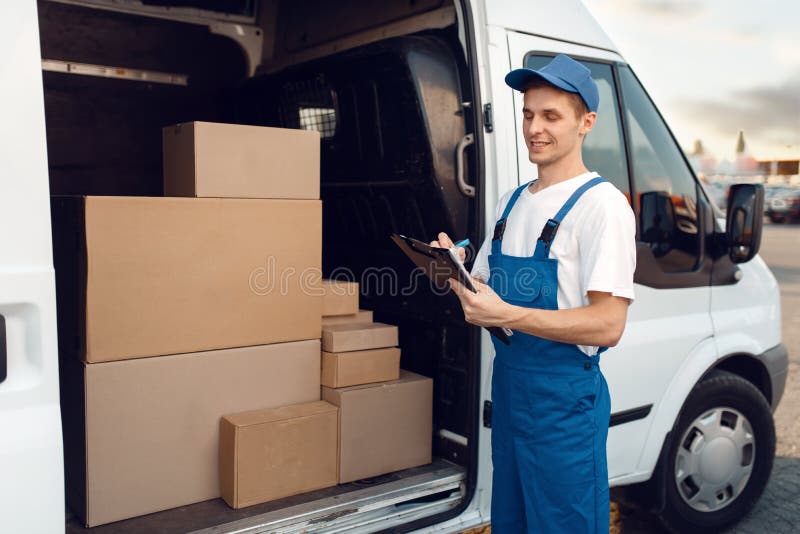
[{"xmin": 484, "ymin": 0, "xmax": 619, "ymax": 54}]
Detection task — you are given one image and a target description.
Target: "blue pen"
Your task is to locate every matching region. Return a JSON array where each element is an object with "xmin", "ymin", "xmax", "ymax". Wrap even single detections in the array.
[{"xmin": 454, "ymin": 238, "xmax": 470, "ymax": 248}]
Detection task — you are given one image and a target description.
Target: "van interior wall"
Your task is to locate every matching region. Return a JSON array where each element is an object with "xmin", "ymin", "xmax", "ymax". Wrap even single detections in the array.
[
  {"xmin": 235, "ymin": 32, "xmax": 478, "ymax": 467},
  {"xmin": 39, "ymin": 1, "xmax": 247, "ymax": 195},
  {"xmin": 40, "ymin": 0, "xmax": 476, "ymax": 469}
]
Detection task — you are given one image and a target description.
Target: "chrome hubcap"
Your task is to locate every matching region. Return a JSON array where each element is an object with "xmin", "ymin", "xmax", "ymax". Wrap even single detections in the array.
[{"xmin": 674, "ymin": 407, "xmax": 755, "ymax": 512}]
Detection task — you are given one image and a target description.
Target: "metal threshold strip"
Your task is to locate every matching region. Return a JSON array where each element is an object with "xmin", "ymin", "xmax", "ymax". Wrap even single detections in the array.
[{"xmin": 189, "ymin": 462, "xmax": 466, "ymax": 534}]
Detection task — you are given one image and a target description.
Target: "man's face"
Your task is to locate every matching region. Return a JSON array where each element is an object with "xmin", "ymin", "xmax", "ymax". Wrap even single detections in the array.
[{"xmin": 521, "ymin": 85, "xmax": 595, "ymax": 167}]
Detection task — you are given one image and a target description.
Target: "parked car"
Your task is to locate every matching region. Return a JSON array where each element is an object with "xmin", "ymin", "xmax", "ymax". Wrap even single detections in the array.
[{"xmin": 766, "ymin": 189, "xmax": 800, "ymax": 223}]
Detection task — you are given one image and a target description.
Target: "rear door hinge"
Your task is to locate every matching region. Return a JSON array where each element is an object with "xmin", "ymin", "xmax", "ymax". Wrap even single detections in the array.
[
  {"xmin": 483, "ymin": 400, "xmax": 492, "ymax": 428},
  {"xmin": 483, "ymin": 103, "xmax": 493, "ymax": 133}
]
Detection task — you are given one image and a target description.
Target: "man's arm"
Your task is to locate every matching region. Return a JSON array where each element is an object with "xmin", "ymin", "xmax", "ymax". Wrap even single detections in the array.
[{"xmin": 448, "ymin": 279, "xmax": 630, "ymax": 347}]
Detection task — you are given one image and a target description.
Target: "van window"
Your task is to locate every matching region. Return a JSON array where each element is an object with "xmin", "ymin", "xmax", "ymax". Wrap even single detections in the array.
[
  {"xmin": 524, "ymin": 55, "xmax": 630, "ymax": 195},
  {"xmin": 618, "ymin": 65, "xmax": 699, "ymax": 272},
  {"xmin": 280, "ymin": 77, "xmax": 338, "ymax": 138}
]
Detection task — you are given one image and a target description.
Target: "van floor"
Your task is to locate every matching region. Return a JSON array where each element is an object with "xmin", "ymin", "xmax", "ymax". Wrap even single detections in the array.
[{"xmin": 65, "ymin": 459, "xmax": 465, "ymax": 533}]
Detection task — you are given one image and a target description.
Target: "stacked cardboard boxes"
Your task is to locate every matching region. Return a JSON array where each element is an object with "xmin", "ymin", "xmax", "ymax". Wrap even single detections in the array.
[
  {"xmin": 55, "ymin": 121, "xmax": 435, "ymax": 523},
  {"xmin": 55, "ymin": 122, "xmax": 328, "ymax": 526},
  {"xmin": 319, "ymin": 281, "xmax": 433, "ymax": 484}
]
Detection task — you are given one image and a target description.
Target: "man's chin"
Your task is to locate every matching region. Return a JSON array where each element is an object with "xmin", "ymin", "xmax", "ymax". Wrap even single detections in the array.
[{"xmin": 528, "ymin": 154, "xmax": 554, "ymax": 166}]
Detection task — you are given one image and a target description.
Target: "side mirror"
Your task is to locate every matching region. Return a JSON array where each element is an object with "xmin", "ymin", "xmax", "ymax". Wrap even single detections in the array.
[
  {"xmin": 726, "ymin": 184, "xmax": 764, "ymax": 263},
  {"xmin": 640, "ymin": 191, "xmax": 676, "ymax": 257}
]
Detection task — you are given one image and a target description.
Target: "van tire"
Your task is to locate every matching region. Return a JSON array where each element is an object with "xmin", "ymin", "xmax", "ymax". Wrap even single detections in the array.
[{"xmin": 658, "ymin": 372, "xmax": 775, "ymax": 533}]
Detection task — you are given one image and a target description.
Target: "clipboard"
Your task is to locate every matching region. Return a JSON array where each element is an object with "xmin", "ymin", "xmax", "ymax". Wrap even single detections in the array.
[{"xmin": 391, "ymin": 233, "xmax": 511, "ymax": 345}]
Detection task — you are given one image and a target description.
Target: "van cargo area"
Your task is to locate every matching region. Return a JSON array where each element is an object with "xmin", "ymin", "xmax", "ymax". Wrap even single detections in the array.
[{"xmin": 38, "ymin": 0, "xmax": 482, "ymax": 532}]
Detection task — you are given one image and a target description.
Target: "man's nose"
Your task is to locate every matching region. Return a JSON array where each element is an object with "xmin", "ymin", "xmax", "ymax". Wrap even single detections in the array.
[{"xmin": 527, "ymin": 115, "xmax": 545, "ymax": 135}]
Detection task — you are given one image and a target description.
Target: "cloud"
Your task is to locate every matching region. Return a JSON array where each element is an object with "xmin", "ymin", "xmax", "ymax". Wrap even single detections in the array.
[
  {"xmin": 591, "ymin": 0, "xmax": 707, "ymax": 18},
  {"xmin": 674, "ymin": 71, "xmax": 800, "ymax": 144}
]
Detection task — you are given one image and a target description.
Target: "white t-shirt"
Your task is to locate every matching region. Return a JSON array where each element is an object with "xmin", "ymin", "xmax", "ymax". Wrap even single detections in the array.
[{"xmin": 470, "ymin": 171, "xmax": 636, "ymax": 356}]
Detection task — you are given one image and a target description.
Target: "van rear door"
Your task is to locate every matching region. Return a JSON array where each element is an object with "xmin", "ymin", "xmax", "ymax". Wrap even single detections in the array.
[{"xmin": 0, "ymin": 3, "xmax": 64, "ymax": 532}]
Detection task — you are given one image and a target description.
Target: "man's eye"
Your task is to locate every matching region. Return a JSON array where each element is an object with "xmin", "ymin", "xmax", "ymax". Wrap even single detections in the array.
[
  {"xmin": 546, "ymin": 114, "xmax": 558, "ymax": 121},
  {"xmin": 523, "ymin": 114, "xmax": 533, "ymax": 120}
]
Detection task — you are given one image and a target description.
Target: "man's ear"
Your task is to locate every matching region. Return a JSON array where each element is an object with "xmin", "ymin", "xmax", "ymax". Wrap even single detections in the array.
[{"xmin": 580, "ymin": 111, "xmax": 597, "ymax": 137}]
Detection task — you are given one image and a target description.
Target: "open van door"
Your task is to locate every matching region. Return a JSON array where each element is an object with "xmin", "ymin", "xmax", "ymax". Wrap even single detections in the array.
[
  {"xmin": 0, "ymin": 3, "xmax": 65, "ymax": 532},
  {"xmin": 505, "ymin": 30, "xmax": 717, "ymax": 485}
]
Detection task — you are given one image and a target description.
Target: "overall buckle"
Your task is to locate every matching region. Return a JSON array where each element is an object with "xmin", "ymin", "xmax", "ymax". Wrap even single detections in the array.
[
  {"xmin": 493, "ymin": 219, "xmax": 507, "ymax": 241},
  {"xmin": 539, "ymin": 219, "xmax": 560, "ymax": 246}
]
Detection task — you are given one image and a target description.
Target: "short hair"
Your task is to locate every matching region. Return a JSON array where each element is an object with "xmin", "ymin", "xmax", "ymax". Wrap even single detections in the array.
[{"xmin": 522, "ymin": 78, "xmax": 590, "ymax": 118}]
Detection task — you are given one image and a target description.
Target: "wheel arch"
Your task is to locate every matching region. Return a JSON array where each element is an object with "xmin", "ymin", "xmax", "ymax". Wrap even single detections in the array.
[{"xmin": 702, "ymin": 353, "xmax": 772, "ymax": 407}]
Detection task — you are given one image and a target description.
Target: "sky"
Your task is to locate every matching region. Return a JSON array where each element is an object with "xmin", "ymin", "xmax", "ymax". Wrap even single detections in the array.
[{"xmin": 581, "ymin": 0, "xmax": 800, "ymax": 162}]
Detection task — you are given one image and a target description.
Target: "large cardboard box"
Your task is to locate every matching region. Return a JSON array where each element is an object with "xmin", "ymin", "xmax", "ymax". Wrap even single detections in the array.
[
  {"xmin": 60, "ymin": 340, "xmax": 322, "ymax": 527},
  {"xmin": 220, "ymin": 401, "xmax": 338, "ymax": 509},
  {"xmin": 321, "ymin": 347, "xmax": 401, "ymax": 388},
  {"xmin": 321, "ymin": 279, "xmax": 360, "ymax": 316},
  {"xmin": 51, "ymin": 196, "xmax": 322, "ymax": 362},
  {"xmin": 321, "ymin": 309, "xmax": 373, "ymax": 327},
  {"xmin": 321, "ymin": 322, "xmax": 398, "ymax": 352},
  {"xmin": 322, "ymin": 370, "xmax": 433, "ymax": 483},
  {"xmin": 163, "ymin": 121, "xmax": 320, "ymax": 199}
]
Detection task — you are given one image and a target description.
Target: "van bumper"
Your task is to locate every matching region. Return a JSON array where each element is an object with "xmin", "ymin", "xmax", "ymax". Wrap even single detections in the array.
[{"xmin": 760, "ymin": 343, "xmax": 789, "ymax": 411}]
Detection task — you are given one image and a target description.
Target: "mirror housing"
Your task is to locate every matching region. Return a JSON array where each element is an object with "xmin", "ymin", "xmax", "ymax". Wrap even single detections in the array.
[{"xmin": 726, "ymin": 184, "xmax": 764, "ymax": 263}]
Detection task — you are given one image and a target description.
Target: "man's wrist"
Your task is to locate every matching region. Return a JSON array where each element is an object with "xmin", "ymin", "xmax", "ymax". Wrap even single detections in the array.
[{"xmin": 503, "ymin": 303, "xmax": 528, "ymax": 330}]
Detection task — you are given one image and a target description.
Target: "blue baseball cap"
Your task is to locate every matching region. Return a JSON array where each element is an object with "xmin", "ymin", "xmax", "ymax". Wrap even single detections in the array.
[{"xmin": 505, "ymin": 54, "xmax": 599, "ymax": 113}]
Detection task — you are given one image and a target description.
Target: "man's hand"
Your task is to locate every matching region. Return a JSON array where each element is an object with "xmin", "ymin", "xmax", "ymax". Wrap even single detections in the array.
[
  {"xmin": 448, "ymin": 277, "xmax": 513, "ymax": 327},
  {"xmin": 429, "ymin": 232, "xmax": 466, "ymax": 262}
]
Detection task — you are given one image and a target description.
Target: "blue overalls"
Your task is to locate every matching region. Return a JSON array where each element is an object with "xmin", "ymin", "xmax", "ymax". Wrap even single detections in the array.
[{"xmin": 488, "ymin": 177, "xmax": 612, "ymax": 533}]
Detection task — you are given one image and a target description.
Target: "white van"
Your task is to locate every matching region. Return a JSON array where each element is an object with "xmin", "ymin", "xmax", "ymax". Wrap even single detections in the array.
[{"xmin": 0, "ymin": 1, "xmax": 787, "ymax": 532}]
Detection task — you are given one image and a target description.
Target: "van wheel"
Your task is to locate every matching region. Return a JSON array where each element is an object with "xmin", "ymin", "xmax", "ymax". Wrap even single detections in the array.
[{"xmin": 658, "ymin": 372, "xmax": 775, "ymax": 533}]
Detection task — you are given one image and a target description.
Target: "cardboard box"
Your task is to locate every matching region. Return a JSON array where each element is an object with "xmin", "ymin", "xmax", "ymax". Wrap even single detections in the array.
[
  {"xmin": 321, "ymin": 347, "xmax": 401, "ymax": 388},
  {"xmin": 163, "ymin": 121, "xmax": 320, "ymax": 199},
  {"xmin": 321, "ymin": 322, "xmax": 398, "ymax": 353},
  {"xmin": 220, "ymin": 401, "xmax": 338, "ymax": 509},
  {"xmin": 321, "ymin": 309, "xmax": 373, "ymax": 327},
  {"xmin": 321, "ymin": 279, "xmax": 360, "ymax": 316},
  {"xmin": 322, "ymin": 370, "xmax": 433, "ymax": 483},
  {"xmin": 60, "ymin": 340, "xmax": 322, "ymax": 527},
  {"xmin": 51, "ymin": 196, "xmax": 322, "ymax": 362}
]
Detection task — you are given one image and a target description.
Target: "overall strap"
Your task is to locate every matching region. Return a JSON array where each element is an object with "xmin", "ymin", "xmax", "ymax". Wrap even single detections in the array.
[
  {"xmin": 533, "ymin": 176, "xmax": 606, "ymax": 259},
  {"xmin": 491, "ymin": 180, "xmax": 534, "ymax": 254}
]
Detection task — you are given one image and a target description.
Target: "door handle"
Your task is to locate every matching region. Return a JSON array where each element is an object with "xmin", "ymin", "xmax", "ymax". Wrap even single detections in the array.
[
  {"xmin": 455, "ymin": 133, "xmax": 476, "ymax": 198},
  {"xmin": 0, "ymin": 315, "xmax": 6, "ymax": 384}
]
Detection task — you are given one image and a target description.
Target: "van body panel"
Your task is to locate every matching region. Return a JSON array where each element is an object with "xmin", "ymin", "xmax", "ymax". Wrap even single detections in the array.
[
  {"xmin": 626, "ymin": 335, "xmax": 718, "ymax": 483},
  {"xmin": 467, "ymin": 16, "xmax": 504, "ymax": 526},
  {"xmin": 711, "ymin": 255, "xmax": 782, "ymax": 359},
  {"xmin": 485, "ymin": 0, "xmax": 618, "ymax": 53},
  {"xmin": 0, "ymin": 2, "xmax": 64, "ymax": 533},
  {"xmin": 606, "ymin": 287, "xmax": 715, "ymax": 480}
]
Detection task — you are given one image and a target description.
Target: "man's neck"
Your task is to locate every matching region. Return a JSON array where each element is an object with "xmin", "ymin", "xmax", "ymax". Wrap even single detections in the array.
[{"xmin": 535, "ymin": 157, "xmax": 589, "ymax": 189}]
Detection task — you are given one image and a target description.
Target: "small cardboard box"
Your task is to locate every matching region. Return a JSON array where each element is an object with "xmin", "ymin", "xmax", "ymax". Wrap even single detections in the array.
[
  {"xmin": 163, "ymin": 121, "xmax": 320, "ymax": 199},
  {"xmin": 321, "ymin": 279, "xmax": 360, "ymax": 316},
  {"xmin": 321, "ymin": 309, "xmax": 373, "ymax": 327},
  {"xmin": 60, "ymin": 340, "xmax": 322, "ymax": 527},
  {"xmin": 321, "ymin": 322, "xmax": 398, "ymax": 352},
  {"xmin": 220, "ymin": 401, "xmax": 338, "ymax": 509},
  {"xmin": 321, "ymin": 347, "xmax": 401, "ymax": 388},
  {"xmin": 322, "ymin": 370, "xmax": 432, "ymax": 483},
  {"xmin": 51, "ymin": 196, "xmax": 322, "ymax": 362}
]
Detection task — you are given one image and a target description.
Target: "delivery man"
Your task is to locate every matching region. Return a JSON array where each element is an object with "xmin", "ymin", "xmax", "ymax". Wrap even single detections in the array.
[{"xmin": 431, "ymin": 54, "xmax": 636, "ymax": 533}]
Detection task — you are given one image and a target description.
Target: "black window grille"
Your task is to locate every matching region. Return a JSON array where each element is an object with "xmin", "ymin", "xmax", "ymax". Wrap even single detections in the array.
[{"xmin": 279, "ymin": 76, "xmax": 337, "ymax": 138}]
